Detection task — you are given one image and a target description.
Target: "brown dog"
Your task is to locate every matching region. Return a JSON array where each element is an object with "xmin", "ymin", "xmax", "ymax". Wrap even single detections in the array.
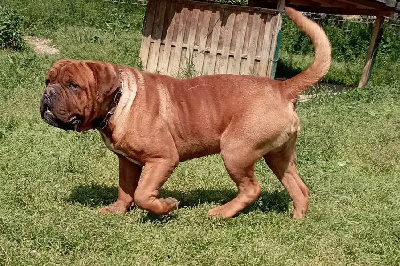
[{"xmin": 40, "ymin": 7, "xmax": 330, "ymax": 219}]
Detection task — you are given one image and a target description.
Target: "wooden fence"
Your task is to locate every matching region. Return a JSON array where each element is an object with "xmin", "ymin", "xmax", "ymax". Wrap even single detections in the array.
[{"xmin": 139, "ymin": 0, "xmax": 281, "ymax": 77}]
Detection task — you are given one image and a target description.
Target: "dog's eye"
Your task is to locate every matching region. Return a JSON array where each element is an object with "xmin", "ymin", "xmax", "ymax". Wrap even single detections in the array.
[{"xmin": 68, "ymin": 82, "xmax": 80, "ymax": 90}]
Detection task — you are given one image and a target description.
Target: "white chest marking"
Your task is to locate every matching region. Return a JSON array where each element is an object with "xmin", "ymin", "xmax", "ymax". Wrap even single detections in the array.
[{"xmin": 101, "ymin": 133, "xmax": 141, "ymax": 165}]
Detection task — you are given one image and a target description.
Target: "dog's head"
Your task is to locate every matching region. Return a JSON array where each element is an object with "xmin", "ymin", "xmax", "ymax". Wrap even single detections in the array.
[{"xmin": 40, "ymin": 60, "xmax": 121, "ymax": 131}]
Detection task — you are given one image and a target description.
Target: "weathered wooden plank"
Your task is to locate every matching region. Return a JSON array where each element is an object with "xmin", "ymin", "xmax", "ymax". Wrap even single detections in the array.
[
  {"xmin": 178, "ymin": 5, "xmax": 195, "ymax": 75},
  {"xmin": 139, "ymin": 0, "xmax": 157, "ymax": 70},
  {"xmin": 253, "ymin": 60, "xmax": 260, "ymax": 76},
  {"xmin": 259, "ymin": 14, "xmax": 274, "ymax": 77},
  {"xmin": 158, "ymin": 2, "xmax": 178, "ymax": 74},
  {"xmin": 229, "ymin": 11, "xmax": 249, "ymax": 74},
  {"xmin": 239, "ymin": 12, "xmax": 252, "ymax": 75},
  {"xmin": 254, "ymin": 14, "xmax": 266, "ymax": 75},
  {"xmin": 178, "ymin": 7, "xmax": 194, "ymax": 75},
  {"xmin": 182, "ymin": 6, "xmax": 200, "ymax": 75},
  {"xmin": 194, "ymin": 8, "xmax": 212, "ymax": 75},
  {"xmin": 239, "ymin": 57, "xmax": 247, "ymax": 75},
  {"xmin": 147, "ymin": 0, "xmax": 168, "ymax": 72},
  {"xmin": 203, "ymin": 10, "xmax": 216, "ymax": 73},
  {"xmin": 266, "ymin": 14, "xmax": 280, "ymax": 76},
  {"xmin": 168, "ymin": 6, "xmax": 188, "ymax": 76},
  {"xmin": 245, "ymin": 11, "xmax": 262, "ymax": 75},
  {"xmin": 203, "ymin": 9, "xmax": 221, "ymax": 75},
  {"xmin": 216, "ymin": 9, "xmax": 236, "ymax": 74}
]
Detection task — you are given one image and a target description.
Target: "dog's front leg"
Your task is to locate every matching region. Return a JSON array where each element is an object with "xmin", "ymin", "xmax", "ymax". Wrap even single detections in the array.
[
  {"xmin": 99, "ymin": 155, "xmax": 142, "ymax": 214},
  {"xmin": 134, "ymin": 158, "xmax": 179, "ymax": 215}
]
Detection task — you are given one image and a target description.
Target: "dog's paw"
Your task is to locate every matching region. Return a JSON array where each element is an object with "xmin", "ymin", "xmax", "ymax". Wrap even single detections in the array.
[
  {"xmin": 292, "ymin": 209, "xmax": 306, "ymax": 219},
  {"xmin": 98, "ymin": 201, "xmax": 130, "ymax": 214},
  {"xmin": 159, "ymin": 197, "xmax": 179, "ymax": 213},
  {"xmin": 207, "ymin": 206, "xmax": 235, "ymax": 218}
]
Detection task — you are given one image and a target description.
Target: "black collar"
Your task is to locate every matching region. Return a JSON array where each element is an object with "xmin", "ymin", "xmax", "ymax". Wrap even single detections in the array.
[{"xmin": 96, "ymin": 88, "xmax": 122, "ymax": 130}]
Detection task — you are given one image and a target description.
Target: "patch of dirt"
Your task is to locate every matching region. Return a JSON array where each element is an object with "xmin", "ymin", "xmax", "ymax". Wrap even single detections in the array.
[{"xmin": 24, "ymin": 36, "xmax": 60, "ymax": 55}]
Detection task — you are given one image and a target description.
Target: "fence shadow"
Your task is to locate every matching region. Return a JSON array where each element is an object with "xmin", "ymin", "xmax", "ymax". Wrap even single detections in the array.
[{"xmin": 67, "ymin": 184, "xmax": 290, "ymax": 217}]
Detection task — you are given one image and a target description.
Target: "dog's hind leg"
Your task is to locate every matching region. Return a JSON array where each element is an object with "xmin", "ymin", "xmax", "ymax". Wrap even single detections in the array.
[
  {"xmin": 264, "ymin": 138, "xmax": 309, "ymax": 219},
  {"xmin": 208, "ymin": 146, "xmax": 262, "ymax": 218}
]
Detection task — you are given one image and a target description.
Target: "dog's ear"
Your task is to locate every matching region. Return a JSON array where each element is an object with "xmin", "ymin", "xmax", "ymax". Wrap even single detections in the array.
[{"xmin": 85, "ymin": 61, "xmax": 121, "ymax": 100}]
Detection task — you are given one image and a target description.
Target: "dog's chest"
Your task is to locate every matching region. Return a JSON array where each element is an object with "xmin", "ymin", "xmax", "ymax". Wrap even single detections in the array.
[{"xmin": 100, "ymin": 132, "xmax": 141, "ymax": 165}]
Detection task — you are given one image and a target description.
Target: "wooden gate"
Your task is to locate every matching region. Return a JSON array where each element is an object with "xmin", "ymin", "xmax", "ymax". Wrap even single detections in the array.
[{"xmin": 139, "ymin": 0, "xmax": 281, "ymax": 77}]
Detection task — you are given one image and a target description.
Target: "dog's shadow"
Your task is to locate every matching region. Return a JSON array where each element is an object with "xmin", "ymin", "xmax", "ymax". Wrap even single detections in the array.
[{"xmin": 67, "ymin": 184, "xmax": 290, "ymax": 220}]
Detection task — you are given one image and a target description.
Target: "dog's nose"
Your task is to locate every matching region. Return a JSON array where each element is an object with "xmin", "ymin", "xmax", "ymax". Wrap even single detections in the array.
[
  {"xmin": 44, "ymin": 86, "xmax": 56, "ymax": 97},
  {"xmin": 42, "ymin": 86, "xmax": 58, "ymax": 106},
  {"xmin": 40, "ymin": 87, "xmax": 56, "ymax": 116},
  {"xmin": 43, "ymin": 88, "xmax": 55, "ymax": 105}
]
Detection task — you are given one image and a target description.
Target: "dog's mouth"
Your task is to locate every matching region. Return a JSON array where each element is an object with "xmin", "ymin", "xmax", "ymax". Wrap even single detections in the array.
[{"xmin": 41, "ymin": 107, "xmax": 82, "ymax": 131}]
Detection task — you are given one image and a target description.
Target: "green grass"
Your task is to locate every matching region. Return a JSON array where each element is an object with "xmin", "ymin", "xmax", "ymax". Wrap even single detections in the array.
[
  {"xmin": 276, "ymin": 51, "xmax": 364, "ymax": 86},
  {"xmin": 1, "ymin": 0, "xmax": 400, "ymax": 265}
]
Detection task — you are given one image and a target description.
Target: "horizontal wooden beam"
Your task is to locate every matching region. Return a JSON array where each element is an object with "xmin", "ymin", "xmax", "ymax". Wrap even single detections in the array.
[
  {"xmin": 250, "ymin": 0, "xmax": 398, "ymax": 16},
  {"xmin": 290, "ymin": 0, "xmax": 396, "ymax": 10},
  {"xmin": 286, "ymin": 4, "xmax": 394, "ymax": 16}
]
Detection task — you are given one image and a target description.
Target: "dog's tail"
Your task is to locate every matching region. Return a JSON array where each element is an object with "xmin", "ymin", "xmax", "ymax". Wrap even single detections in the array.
[{"xmin": 282, "ymin": 7, "xmax": 331, "ymax": 102}]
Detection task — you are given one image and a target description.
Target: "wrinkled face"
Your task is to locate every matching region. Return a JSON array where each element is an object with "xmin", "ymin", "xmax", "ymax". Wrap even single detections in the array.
[{"xmin": 40, "ymin": 60, "xmax": 121, "ymax": 131}]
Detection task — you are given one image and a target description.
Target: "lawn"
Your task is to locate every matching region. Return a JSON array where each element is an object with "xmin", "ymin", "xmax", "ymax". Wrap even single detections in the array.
[{"xmin": 0, "ymin": 0, "xmax": 400, "ymax": 265}]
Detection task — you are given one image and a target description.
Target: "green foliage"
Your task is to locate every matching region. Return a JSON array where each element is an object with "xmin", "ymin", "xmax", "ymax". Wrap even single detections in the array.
[
  {"xmin": 3, "ymin": 0, "xmax": 146, "ymax": 37},
  {"xmin": 281, "ymin": 15, "xmax": 400, "ymax": 64},
  {"xmin": 0, "ymin": 6, "xmax": 25, "ymax": 50},
  {"xmin": 280, "ymin": 14, "xmax": 400, "ymax": 85},
  {"xmin": 178, "ymin": 57, "xmax": 199, "ymax": 78},
  {"xmin": 276, "ymin": 51, "xmax": 364, "ymax": 85}
]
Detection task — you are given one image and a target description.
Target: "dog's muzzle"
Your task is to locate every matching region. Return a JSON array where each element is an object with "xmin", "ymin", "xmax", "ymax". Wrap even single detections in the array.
[{"xmin": 40, "ymin": 88, "xmax": 82, "ymax": 131}]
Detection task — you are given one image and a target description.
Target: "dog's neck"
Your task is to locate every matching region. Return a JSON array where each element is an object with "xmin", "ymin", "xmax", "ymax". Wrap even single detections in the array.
[
  {"xmin": 96, "ymin": 87, "xmax": 122, "ymax": 131},
  {"xmin": 96, "ymin": 68, "xmax": 138, "ymax": 135}
]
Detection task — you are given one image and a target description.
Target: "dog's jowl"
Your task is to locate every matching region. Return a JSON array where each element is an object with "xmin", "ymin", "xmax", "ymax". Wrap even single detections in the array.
[{"xmin": 40, "ymin": 7, "xmax": 331, "ymax": 219}]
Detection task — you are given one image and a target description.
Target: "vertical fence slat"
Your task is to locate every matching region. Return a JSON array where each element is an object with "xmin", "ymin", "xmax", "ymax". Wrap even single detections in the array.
[
  {"xmin": 194, "ymin": 9, "xmax": 212, "ymax": 75},
  {"xmin": 208, "ymin": 9, "xmax": 222, "ymax": 75},
  {"xmin": 139, "ymin": 0, "xmax": 157, "ymax": 70},
  {"xmin": 147, "ymin": 0, "xmax": 168, "ymax": 73},
  {"xmin": 259, "ymin": 14, "xmax": 273, "ymax": 76},
  {"xmin": 239, "ymin": 12, "xmax": 253, "ymax": 75},
  {"xmin": 245, "ymin": 12, "xmax": 261, "ymax": 75},
  {"xmin": 184, "ymin": 7, "xmax": 200, "ymax": 74},
  {"xmin": 203, "ymin": 10, "xmax": 219, "ymax": 75},
  {"xmin": 168, "ymin": 6, "xmax": 187, "ymax": 76},
  {"xmin": 230, "ymin": 11, "xmax": 249, "ymax": 75},
  {"xmin": 266, "ymin": 14, "xmax": 279, "ymax": 76},
  {"xmin": 254, "ymin": 15, "xmax": 266, "ymax": 75},
  {"xmin": 158, "ymin": 3, "xmax": 177, "ymax": 74},
  {"xmin": 217, "ymin": 10, "xmax": 236, "ymax": 74}
]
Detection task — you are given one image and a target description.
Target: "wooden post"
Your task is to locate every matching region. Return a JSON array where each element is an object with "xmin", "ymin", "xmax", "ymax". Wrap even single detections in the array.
[
  {"xmin": 277, "ymin": 0, "xmax": 285, "ymax": 12},
  {"xmin": 270, "ymin": 0, "xmax": 285, "ymax": 78},
  {"xmin": 358, "ymin": 15, "xmax": 384, "ymax": 88}
]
